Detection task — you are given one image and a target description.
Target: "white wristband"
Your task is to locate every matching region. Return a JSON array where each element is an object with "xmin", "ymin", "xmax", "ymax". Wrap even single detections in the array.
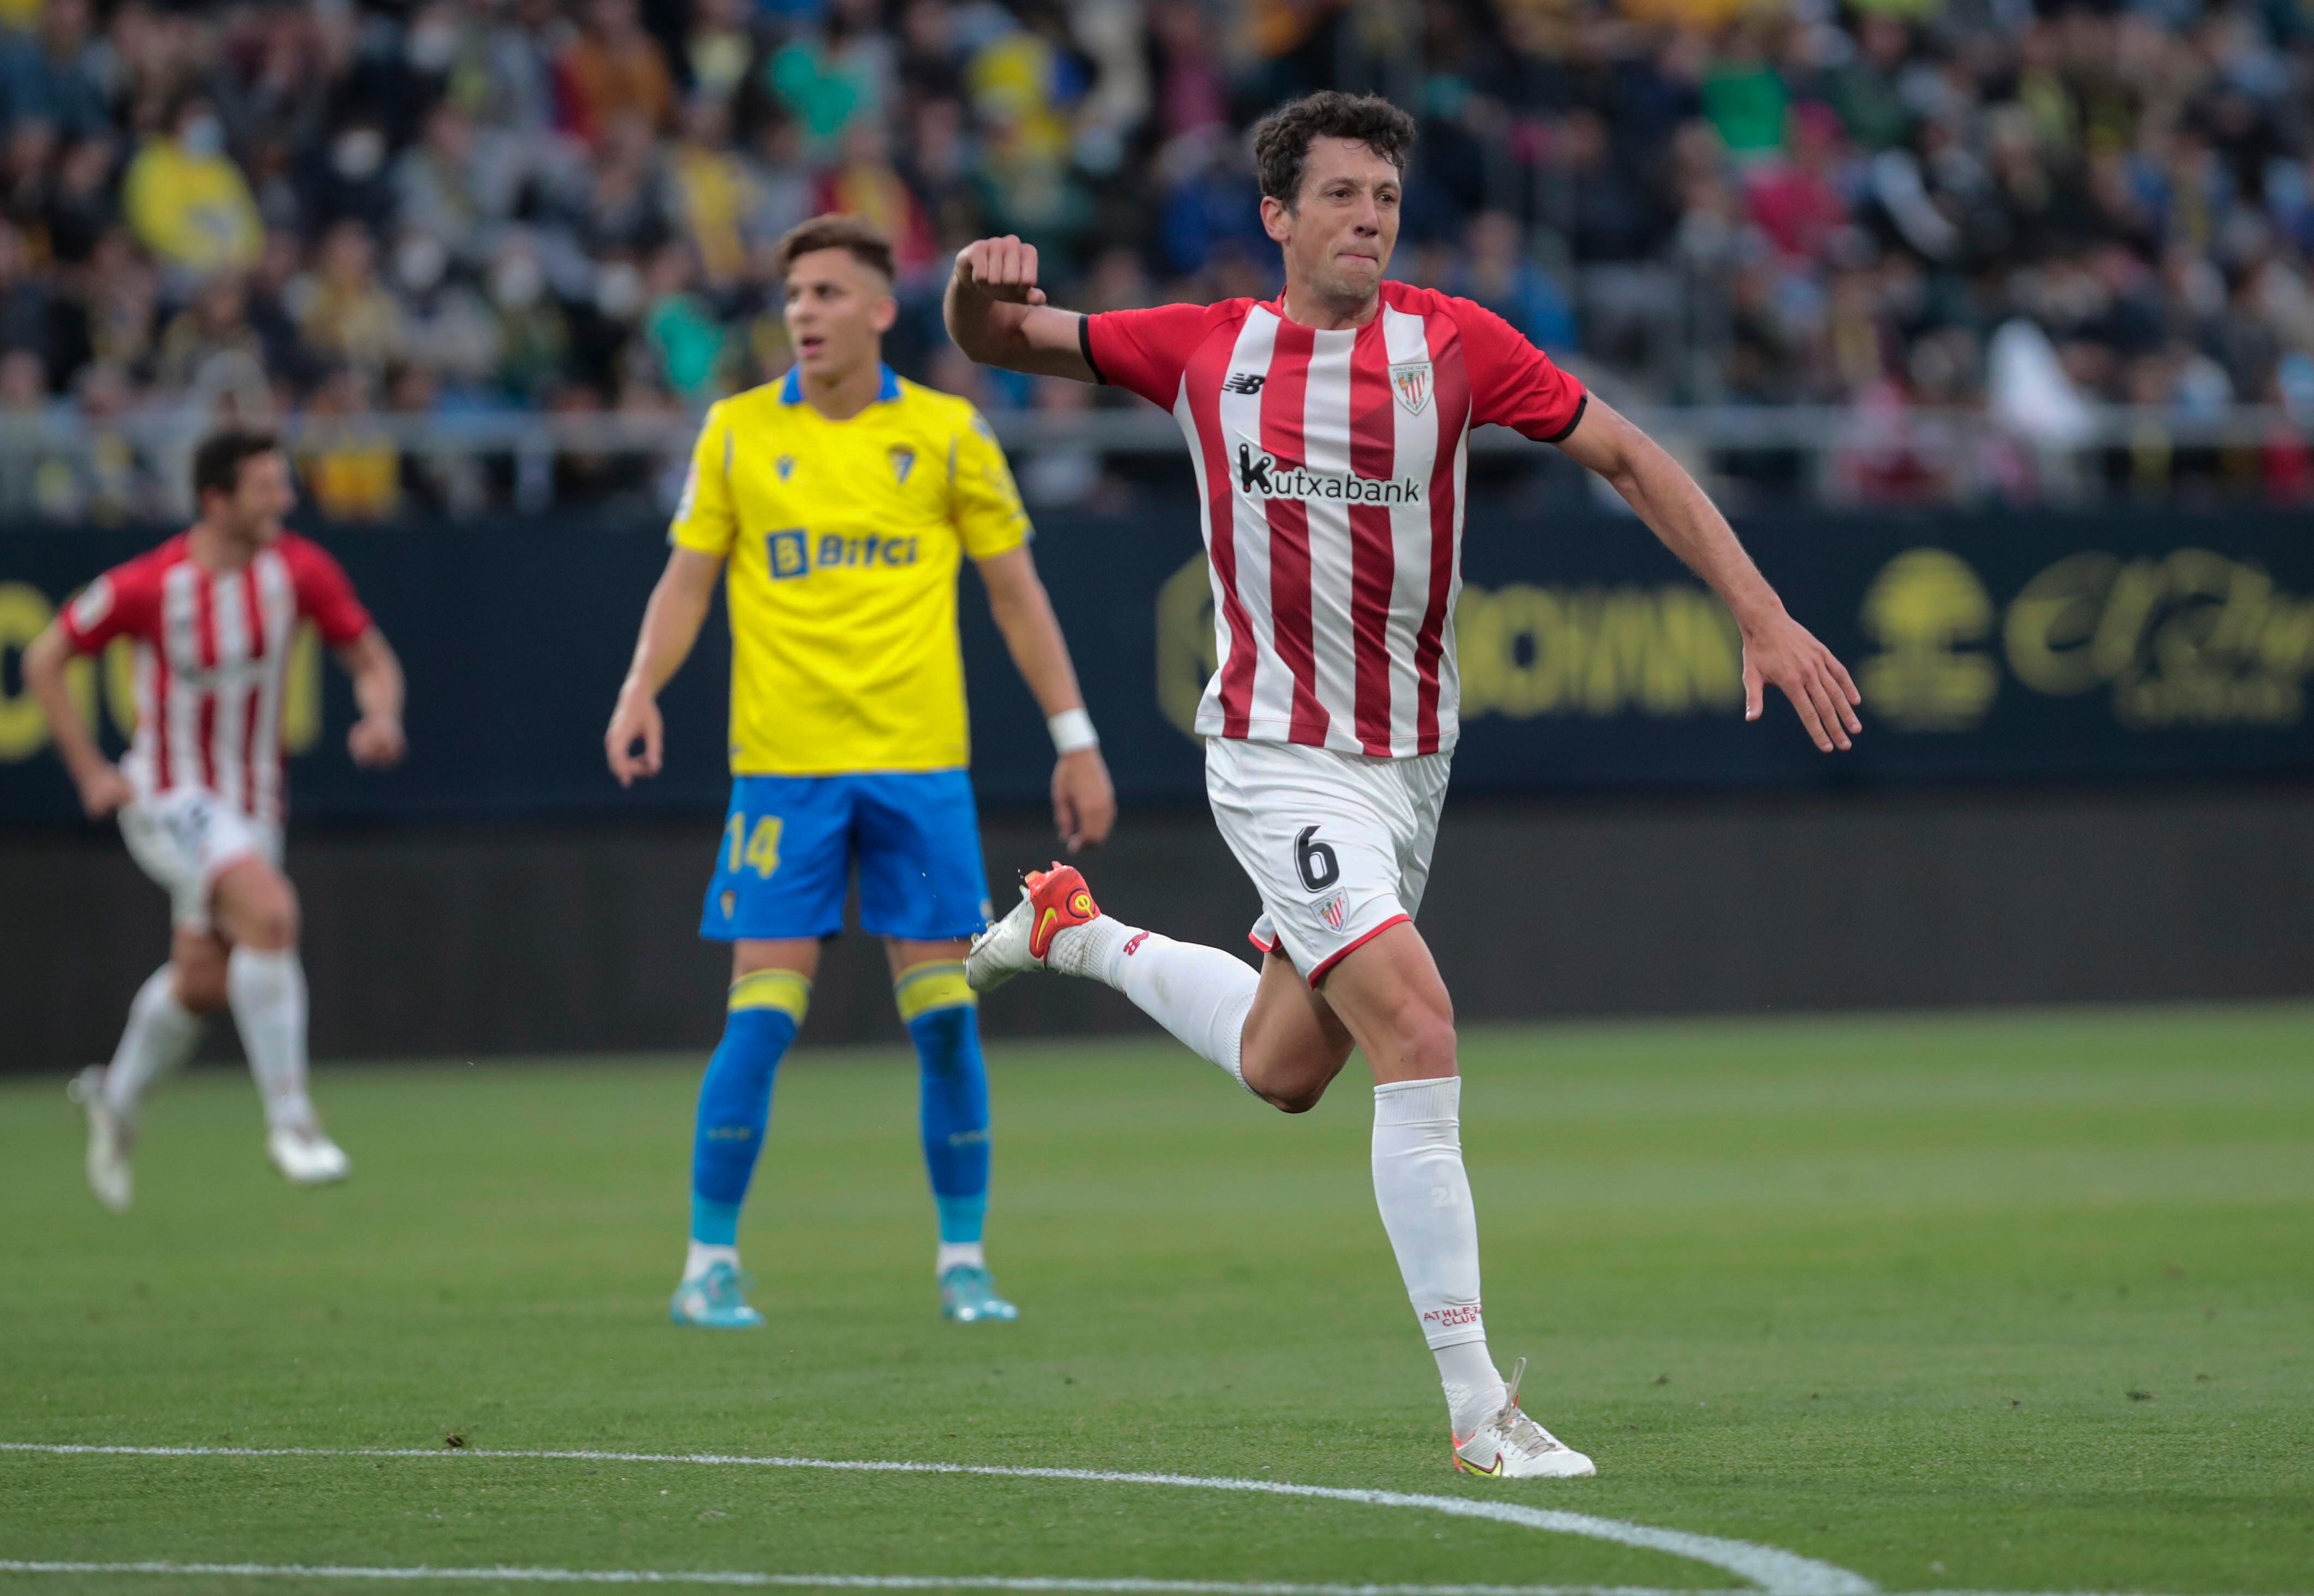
[{"xmin": 1047, "ymin": 708, "xmax": 1099, "ymax": 755}]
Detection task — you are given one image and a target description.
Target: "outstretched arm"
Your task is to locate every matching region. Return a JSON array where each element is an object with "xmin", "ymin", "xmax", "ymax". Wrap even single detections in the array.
[
  {"xmin": 1554, "ymin": 399, "xmax": 1862, "ymax": 752},
  {"xmin": 22, "ymin": 623, "xmax": 131, "ymax": 817},
  {"xmin": 975, "ymin": 545, "xmax": 1115, "ymax": 852},
  {"xmin": 335, "ymin": 626, "xmax": 407, "ymax": 768},
  {"xmin": 944, "ymin": 236, "xmax": 1096, "ymax": 381},
  {"xmin": 606, "ymin": 546, "xmax": 723, "ymax": 787}
]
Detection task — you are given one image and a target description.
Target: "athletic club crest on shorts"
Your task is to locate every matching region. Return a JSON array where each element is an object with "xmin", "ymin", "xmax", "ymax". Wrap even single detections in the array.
[
  {"xmin": 1390, "ymin": 360, "xmax": 1433, "ymax": 416},
  {"xmin": 1316, "ymin": 889, "xmax": 1349, "ymax": 932}
]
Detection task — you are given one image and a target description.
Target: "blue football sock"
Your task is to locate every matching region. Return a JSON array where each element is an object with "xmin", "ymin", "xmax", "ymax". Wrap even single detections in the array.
[
  {"xmin": 895, "ymin": 962, "xmax": 990, "ymax": 1251},
  {"xmin": 690, "ymin": 969, "xmax": 810, "ymax": 1249}
]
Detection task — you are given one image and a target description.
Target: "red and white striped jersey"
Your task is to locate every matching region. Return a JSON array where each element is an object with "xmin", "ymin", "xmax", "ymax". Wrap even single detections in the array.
[
  {"xmin": 57, "ymin": 532, "xmax": 372, "ymax": 823},
  {"xmin": 1084, "ymin": 282, "xmax": 1587, "ymax": 758}
]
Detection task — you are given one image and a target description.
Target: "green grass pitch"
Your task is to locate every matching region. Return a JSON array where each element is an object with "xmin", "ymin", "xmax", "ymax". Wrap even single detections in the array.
[{"xmin": 2, "ymin": 1006, "xmax": 2310, "ymax": 1595}]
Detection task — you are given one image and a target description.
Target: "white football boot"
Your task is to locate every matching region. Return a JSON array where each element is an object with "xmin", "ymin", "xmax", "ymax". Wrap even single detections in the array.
[
  {"xmin": 1450, "ymin": 1358, "xmax": 1597, "ymax": 1479},
  {"xmin": 67, "ymin": 1066, "xmax": 133, "ymax": 1213},
  {"xmin": 266, "ymin": 1120, "xmax": 352, "ymax": 1185},
  {"xmin": 965, "ymin": 864, "xmax": 1099, "ymax": 992}
]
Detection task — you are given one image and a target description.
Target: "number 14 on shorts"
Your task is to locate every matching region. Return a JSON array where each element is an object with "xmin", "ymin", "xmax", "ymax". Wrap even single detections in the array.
[{"xmin": 725, "ymin": 813, "xmax": 783, "ymax": 879}]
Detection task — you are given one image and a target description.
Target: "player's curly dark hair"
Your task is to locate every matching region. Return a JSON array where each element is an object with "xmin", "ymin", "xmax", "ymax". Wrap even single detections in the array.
[
  {"xmin": 1251, "ymin": 92, "xmax": 1417, "ymax": 210},
  {"xmin": 192, "ymin": 430, "xmax": 279, "ymax": 502}
]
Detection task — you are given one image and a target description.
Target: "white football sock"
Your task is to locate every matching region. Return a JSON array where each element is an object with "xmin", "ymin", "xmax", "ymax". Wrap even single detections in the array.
[
  {"xmin": 1372, "ymin": 1076, "xmax": 1508, "ymax": 1435},
  {"xmin": 683, "ymin": 1241, "xmax": 739, "ymax": 1281},
  {"xmin": 1051, "ymin": 918, "xmax": 1258, "ymax": 1089},
  {"xmin": 104, "ymin": 966, "xmax": 205, "ymax": 1123},
  {"xmin": 226, "ymin": 947, "xmax": 315, "ymax": 1130},
  {"xmin": 935, "ymin": 1241, "xmax": 986, "ymax": 1276},
  {"xmin": 1435, "ymin": 1340, "xmax": 1507, "ymax": 1437}
]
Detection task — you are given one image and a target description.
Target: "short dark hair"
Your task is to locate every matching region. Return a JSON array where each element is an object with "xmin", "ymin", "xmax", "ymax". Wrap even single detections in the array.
[
  {"xmin": 1252, "ymin": 92, "xmax": 1417, "ymax": 209},
  {"xmin": 192, "ymin": 430, "xmax": 279, "ymax": 502},
  {"xmin": 773, "ymin": 214, "xmax": 896, "ymax": 282}
]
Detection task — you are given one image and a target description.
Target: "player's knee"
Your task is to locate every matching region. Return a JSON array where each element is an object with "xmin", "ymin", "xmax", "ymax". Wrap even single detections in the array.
[
  {"xmin": 1262, "ymin": 1081, "xmax": 1327, "ymax": 1115},
  {"xmin": 173, "ymin": 963, "xmax": 229, "ymax": 1013},
  {"xmin": 216, "ymin": 864, "xmax": 299, "ymax": 950},
  {"xmin": 1241, "ymin": 1045, "xmax": 1335, "ymax": 1114},
  {"xmin": 1240, "ymin": 1007, "xmax": 1352, "ymax": 1114},
  {"xmin": 245, "ymin": 888, "xmax": 299, "ymax": 951},
  {"xmin": 1384, "ymin": 1000, "xmax": 1458, "ymax": 1080}
]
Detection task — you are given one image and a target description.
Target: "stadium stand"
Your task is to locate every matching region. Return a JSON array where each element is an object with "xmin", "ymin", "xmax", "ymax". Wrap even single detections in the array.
[{"xmin": 0, "ymin": 0, "xmax": 2309, "ymax": 519}]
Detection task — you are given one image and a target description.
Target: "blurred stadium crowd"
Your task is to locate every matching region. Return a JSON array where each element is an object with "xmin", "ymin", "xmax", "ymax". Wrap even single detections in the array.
[{"xmin": 0, "ymin": 0, "xmax": 2311, "ymax": 522}]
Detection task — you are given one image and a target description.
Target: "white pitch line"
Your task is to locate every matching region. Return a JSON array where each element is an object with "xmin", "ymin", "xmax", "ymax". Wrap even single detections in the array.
[
  {"xmin": 0, "ymin": 1563, "xmax": 1731, "ymax": 1594},
  {"xmin": 0, "ymin": 1443, "xmax": 1871, "ymax": 1596},
  {"xmin": 0, "ymin": 1574, "xmax": 2284, "ymax": 1596}
]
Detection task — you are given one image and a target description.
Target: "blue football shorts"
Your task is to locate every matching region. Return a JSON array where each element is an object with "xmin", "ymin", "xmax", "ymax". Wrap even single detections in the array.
[{"xmin": 702, "ymin": 769, "xmax": 994, "ymax": 943}]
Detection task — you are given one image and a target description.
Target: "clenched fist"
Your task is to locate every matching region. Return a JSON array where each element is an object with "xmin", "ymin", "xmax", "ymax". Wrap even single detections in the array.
[{"xmin": 952, "ymin": 236, "xmax": 1047, "ymax": 306}]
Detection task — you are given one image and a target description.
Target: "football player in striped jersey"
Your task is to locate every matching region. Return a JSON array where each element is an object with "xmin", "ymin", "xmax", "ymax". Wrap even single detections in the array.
[
  {"xmin": 948, "ymin": 91, "xmax": 1860, "ymax": 1478},
  {"xmin": 25, "ymin": 431, "xmax": 406, "ymax": 1209}
]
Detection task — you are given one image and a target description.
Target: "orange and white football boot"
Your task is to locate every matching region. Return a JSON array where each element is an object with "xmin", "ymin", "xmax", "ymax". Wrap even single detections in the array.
[{"xmin": 965, "ymin": 863, "xmax": 1101, "ymax": 992}]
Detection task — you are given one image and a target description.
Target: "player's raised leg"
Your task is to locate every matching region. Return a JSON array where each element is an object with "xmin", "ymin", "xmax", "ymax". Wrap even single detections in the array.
[
  {"xmin": 970, "ymin": 870, "xmax": 1370, "ymax": 1113},
  {"xmin": 674, "ymin": 939, "xmax": 814, "ymax": 1328},
  {"xmin": 211, "ymin": 857, "xmax": 349, "ymax": 1186},
  {"xmin": 970, "ymin": 867, "xmax": 1297, "ymax": 1097}
]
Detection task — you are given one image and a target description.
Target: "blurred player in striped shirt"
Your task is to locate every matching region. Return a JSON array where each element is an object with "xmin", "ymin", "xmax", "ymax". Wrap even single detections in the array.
[{"xmin": 25, "ymin": 431, "xmax": 406, "ymax": 1209}]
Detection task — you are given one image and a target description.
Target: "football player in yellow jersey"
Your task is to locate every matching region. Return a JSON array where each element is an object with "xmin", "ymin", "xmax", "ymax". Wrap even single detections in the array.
[{"xmin": 604, "ymin": 215, "xmax": 1115, "ymax": 1330}]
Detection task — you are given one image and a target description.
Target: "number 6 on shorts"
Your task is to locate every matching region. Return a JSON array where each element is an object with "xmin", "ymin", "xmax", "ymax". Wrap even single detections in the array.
[{"xmin": 1294, "ymin": 824, "xmax": 1340, "ymax": 892}]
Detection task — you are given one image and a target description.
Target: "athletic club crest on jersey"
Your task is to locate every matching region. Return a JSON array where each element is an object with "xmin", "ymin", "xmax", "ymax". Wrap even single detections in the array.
[
  {"xmin": 776, "ymin": 454, "xmax": 795, "ymax": 480},
  {"xmin": 889, "ymin": 445, "xmax": 916, "ymax": 484},
  {"xmin": 1390, "ymin": 360, "xmax": 1433, "ymax": 416},
  {"xmin": 1316, "ymin": 889, "xmax": 1349, "ymax": 932}
]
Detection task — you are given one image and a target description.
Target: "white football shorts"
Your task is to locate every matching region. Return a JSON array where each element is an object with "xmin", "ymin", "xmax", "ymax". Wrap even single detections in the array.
[
  {"xmin": 118, "ymin": 787, "xmax": 283, "ymax": 933},
  {"xmin": 1204, "ymin": 734, "xmax": 1452, "ymax": 987}
]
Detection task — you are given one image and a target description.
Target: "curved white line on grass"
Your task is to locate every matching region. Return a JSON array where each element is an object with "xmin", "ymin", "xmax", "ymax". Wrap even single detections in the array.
[
  {"xmin": 0, "ymin": 1443, "xmax": 1872, "ymax": 1596},
  {"xmin": 0, "ymin": 1563, "xmax": 1732, "ymax": 1594}
]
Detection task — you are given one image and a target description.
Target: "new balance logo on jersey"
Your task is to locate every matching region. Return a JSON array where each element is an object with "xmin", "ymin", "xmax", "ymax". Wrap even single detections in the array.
[
  {"xmin": 1223, "ymin": 371, "xmax": 1266, "ymax": 395},
  {"xmin": 1236, "ymin": 443, "xmax": 1426, "ymax": 505}
]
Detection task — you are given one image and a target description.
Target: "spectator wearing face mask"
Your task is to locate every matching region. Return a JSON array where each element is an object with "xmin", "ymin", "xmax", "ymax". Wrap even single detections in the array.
[
  {"xmin": 485, "ymin": 237, "xmax": 571, "ymax": 404},
  {"xmin": 299, "ymin": 112, "xmax": 399, "ymax": 236},
  {"xmin": 122, "ymin": 93, "xmax": 264, "ymax": 278}
]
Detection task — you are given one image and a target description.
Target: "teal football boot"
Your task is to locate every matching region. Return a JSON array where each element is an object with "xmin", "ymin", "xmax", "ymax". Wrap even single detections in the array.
[
  {"xmin": 939, "ymin": 1263, "xmax": 1019, "ymax": 1323},
  {"xmin": 669, "ymin": 1261, "xmax": 766, "ymax": 1328}
]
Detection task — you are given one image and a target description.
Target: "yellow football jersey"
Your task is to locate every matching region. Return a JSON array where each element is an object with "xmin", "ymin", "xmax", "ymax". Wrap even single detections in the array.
[{"xmin": 671, "ymin": 365, "xmax": 1031, "ymax": 775}]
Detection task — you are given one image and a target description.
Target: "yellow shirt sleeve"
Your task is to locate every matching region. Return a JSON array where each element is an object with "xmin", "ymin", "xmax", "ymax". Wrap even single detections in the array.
[
  {"xmin": 947, "ymin": 407, "xmax": 1030, "ymax": 560},
  {"xmin": 669, "ymin": 404, "xmax": 738, "ymax": 556}
]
